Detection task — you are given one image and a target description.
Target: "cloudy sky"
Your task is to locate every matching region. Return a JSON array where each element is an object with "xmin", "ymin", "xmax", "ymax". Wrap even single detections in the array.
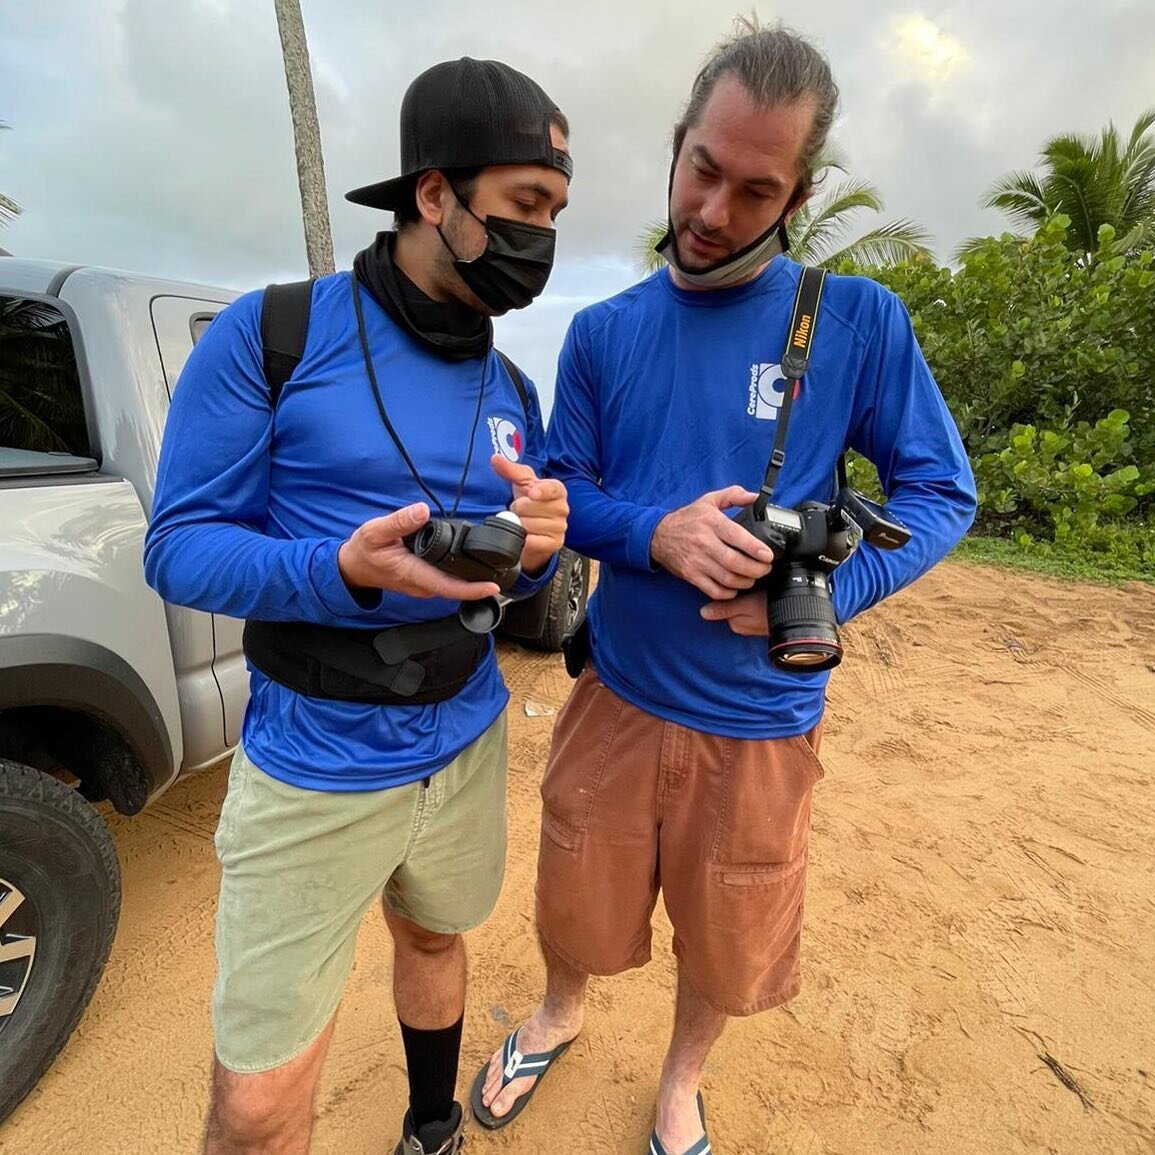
[{"xmin": 2, "ymin": 0, "xmax": 1152, "ymax": 411}]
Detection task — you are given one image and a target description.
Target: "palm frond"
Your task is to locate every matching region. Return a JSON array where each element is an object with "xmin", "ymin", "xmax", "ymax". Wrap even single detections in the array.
[
  {"xmin": 982, "ymin": 110, "xmax": 1155, "ymax": 256},
  {"xmin": 952, "ymin": 233, "xmax": 1028, "ymax": 263},
  {"xmin": 0, "ymin": 122, "xmax": 21, "ymax": 226},
  {"xmin": 983, "ymin": 171, "xmax": 1051, "ymax": 230},
  {"xmin": 819, "ymin": 219, "xmax": 935, "ymax": 269}
]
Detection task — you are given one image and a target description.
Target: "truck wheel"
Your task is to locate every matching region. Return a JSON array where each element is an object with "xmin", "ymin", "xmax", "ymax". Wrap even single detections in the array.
[
  {"xmin": 536, "ymin": 550, "xmax": 590, "ymax": 652},
  {"xmin": 0, "ymin": 759, "xmax": 121, "ymax": 1123}
]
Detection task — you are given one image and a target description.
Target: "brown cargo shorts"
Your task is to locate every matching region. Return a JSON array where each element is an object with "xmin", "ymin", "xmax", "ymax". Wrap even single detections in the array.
[{"xmin": 535, "ymin": 668, "xmax": 823, "ymax": 1016}]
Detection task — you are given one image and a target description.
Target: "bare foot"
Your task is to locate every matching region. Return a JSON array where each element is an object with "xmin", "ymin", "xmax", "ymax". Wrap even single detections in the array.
[
  {"xmin": 653, "ymin": 1078, "xmax": 706, "ymax": 1154},
  {"xmin": 479, "ymin": 1002, "xmax": 583, "ymax": 1121}
]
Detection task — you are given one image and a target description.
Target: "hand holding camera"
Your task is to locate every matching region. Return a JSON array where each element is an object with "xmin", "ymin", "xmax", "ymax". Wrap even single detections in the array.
[
  {"xmin": 727, "ymin": 488, "xmax": 911, "ymax": 672},
  {"xmin": 650, "ymin": 486, "xmax": 775, "ymax": 600},
  {"xmin": 337, "ymin": 503, "xmax": 504, "ymax": 602},
  {"xmin": 403, "ymin": 510, "xmax": 526, "ymax": 589}
]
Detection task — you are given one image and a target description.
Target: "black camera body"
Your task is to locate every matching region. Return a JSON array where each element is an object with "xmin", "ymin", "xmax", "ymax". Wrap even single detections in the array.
[
  {"xmin": 404, "ymin": 510, "xmax": 526, "ymax": 590},
  {"xmin": 735, "ymin": 489, "xmax": 911, "ymax": 673}
]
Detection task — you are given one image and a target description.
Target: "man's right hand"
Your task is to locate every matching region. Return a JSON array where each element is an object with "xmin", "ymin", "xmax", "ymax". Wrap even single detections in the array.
[
  {"xmin": 337, "ymin": 502, "xmax": 501, "ymax": 601},
  {"xmin": 650, "ymin": 486, "xmax": 775, "ymax": 600}
]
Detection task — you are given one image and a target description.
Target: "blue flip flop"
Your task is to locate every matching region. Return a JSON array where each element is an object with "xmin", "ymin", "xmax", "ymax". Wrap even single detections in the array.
[
  {"xmin": 469, "ymin": 1028, "xmax": 575, "ymax": 1131},
  {"xmin": 649, "ymin": 1091, "xmax": 711, "ymax": 1155}
]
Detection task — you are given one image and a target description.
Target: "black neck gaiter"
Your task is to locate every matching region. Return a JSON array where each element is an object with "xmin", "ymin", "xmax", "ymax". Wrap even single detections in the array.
[{"xmin": 352, "ymin": 231, "xmax": 492, "ymax": 362}]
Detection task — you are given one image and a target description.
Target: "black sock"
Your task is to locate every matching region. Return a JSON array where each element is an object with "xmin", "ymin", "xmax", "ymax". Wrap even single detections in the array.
[{"xmin": 399, "ymin": 1015, "xmax": 464, "ymax": 1132}]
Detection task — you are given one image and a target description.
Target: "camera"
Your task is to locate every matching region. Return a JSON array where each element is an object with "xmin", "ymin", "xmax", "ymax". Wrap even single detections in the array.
[
  {"xmin": 405, "ymin": 510, "xmax": 526, "ymax": 587},
  {"xmin": 734, "ymin": 488, "xmax": 910, "ymax": 673}
]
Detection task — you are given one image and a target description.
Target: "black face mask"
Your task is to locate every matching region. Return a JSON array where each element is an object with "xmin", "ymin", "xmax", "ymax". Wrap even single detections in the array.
[{"xmin": 439, "ymin": 187, "xmax": 556, "ymax": 314}]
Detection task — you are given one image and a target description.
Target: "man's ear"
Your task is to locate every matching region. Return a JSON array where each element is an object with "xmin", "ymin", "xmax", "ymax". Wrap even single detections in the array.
[
  {"xmin": 415, "ymin": 170, "xmax": 450, "ymax": 228},
  {"xmin": 783, "ymin": 184, "xmax": 814, "ymax": 225}
]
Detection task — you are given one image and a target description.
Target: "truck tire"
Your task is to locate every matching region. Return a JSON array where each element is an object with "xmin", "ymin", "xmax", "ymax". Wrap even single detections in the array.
[
  {"xmin": 534, "ymin": 550, "xmax": 590, "ymax": 652},
  {"xmin": 0, "ymin": 759, "xmax": 121, "ymax": 1123}
]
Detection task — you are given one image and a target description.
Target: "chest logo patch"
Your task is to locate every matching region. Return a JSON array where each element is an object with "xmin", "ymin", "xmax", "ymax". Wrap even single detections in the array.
[
  {"xmin": 748, "ymin": 362, "xmax": 787, "ymax": 420},
  {"xmin": 488, "ymin": 417, "xmax": 523, "ymax": 461}
]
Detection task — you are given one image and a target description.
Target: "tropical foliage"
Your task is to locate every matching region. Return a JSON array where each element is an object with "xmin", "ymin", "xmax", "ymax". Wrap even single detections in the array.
[
  {"xmin": 0, "ymin": 297, "xmax": 89, "ymax": 455},
  {"xmin": 956, "ymin": 110, "xmax": 1155, "ymax": 261},
  {"xmin": 847, "ymin": 215, "xmax": 1154, "ymax": 578}
]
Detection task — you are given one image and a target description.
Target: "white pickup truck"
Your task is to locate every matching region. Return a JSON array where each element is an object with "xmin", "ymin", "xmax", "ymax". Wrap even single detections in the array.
[{"xmin": 0, "ymin": 256, "xmax": 587, "ymax": 1123}]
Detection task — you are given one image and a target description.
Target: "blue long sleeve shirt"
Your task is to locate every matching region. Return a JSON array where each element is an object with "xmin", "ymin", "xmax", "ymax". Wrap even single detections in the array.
[
  {"xmin": 546, "ymin": 259, "xmax": 976, "ymax": 739},
  {"xmin": 145, "ymin": 271, "xmax": 553, "ymax": 790}
]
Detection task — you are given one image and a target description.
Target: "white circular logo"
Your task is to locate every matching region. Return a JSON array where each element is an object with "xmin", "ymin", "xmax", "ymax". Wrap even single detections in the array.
[{"xmin": 488, "ymin": 417, "xmax": 523, "ymax": 462}]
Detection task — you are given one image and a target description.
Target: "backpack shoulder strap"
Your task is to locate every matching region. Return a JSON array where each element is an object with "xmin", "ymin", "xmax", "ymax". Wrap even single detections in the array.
[
  {"xmin": 260, "ymin": 279, "xmax": 315, "ymax": 408},
  {"xmin": 494, "ymin": 348, "xmax": 530, "ymax": 422}
]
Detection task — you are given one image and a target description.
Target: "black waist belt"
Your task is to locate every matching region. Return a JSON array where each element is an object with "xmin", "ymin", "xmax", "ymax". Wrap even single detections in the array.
[{"xmin": 243, "ymin": 616, "xmax": 490, "ymax": 705}]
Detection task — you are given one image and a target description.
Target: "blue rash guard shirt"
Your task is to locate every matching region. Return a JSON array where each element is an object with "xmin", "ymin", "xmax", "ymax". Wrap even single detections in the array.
[
  {"xmin": 545, "ymin": 258, "xmax": 977, "ymax": 739},
  {"xmin": 144, "ymin": 271, "xmax": 554, "ymax": 790}
]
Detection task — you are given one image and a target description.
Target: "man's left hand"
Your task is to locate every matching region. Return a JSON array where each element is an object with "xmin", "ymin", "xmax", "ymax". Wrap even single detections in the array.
[
  {"xmin": 490, "ymin": 455, "xmax": 569, "ymax": 575},
  {"xmin": 700, "ymin": 591, "xmax": 769, "ymax": 636}
]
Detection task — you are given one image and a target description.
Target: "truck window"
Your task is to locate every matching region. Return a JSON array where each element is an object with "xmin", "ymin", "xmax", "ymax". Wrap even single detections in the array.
[{"xmin": 0, "ymin": 295, "xmax": 90, "ymax": 456}]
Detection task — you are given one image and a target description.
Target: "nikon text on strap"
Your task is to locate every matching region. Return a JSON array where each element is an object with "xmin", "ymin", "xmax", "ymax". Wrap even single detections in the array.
[{"xmin": 754, "ymin": 266, "xmax": 827, "ymax": 518}]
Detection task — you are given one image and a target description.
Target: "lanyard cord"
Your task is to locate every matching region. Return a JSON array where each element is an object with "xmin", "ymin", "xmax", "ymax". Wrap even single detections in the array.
[{"xmin": 351, "ymin": 271, "xmax": 487, "ymax": 519}]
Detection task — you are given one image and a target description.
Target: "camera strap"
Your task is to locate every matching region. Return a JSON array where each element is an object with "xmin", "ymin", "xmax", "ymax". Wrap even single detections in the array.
[{"xmin": 755, "ymin": 265, "xmax": 828, "ymax": 517}]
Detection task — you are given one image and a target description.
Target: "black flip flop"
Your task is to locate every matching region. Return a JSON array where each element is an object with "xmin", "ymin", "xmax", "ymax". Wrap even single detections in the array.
[
  {"xmin": 648, "ymin": 1091, "xmax": 710, "ymax": 1155},
  {"xmin": 469, "ymin": 1028, "xmax": 575, "ymax": 1131}
]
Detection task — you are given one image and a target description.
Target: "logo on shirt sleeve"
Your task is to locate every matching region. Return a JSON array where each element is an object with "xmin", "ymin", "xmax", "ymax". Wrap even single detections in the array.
[
  {"xmin": 748, "ymin": 362, "xmax": 787, "ymax": 420},
  {"xmin": 487, "ymin": 416, "xmax": 523, "ymax": 461}
]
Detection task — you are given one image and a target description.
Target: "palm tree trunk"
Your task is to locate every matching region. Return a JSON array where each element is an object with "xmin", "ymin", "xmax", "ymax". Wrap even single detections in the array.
[{"xmin": 273, "ymin": 0, "xmax": 335, "ymax": 277}]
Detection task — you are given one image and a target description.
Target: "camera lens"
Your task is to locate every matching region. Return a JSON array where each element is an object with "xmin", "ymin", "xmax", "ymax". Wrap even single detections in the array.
[
  {"xmin": 767, "ymin": 564, "xmax": 843, "ymax": 673},
  {"xmin": 412, "ymin": 520, "xmax": 451, "ymax": 564}
]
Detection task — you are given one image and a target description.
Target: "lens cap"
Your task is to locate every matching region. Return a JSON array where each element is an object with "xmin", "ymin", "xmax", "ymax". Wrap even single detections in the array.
[{"xmin": 458, "ymin": 597, "xmax": 504, "ymax": 635}]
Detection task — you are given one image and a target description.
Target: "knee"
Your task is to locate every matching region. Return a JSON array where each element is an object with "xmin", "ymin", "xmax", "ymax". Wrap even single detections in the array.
[
  {"xmin": 391, "ymin": 917, "xmax": 460, "ymax": 958},
  {"xmin": 206, "ymin": 1065, "xmax": 311, "ymax": 1148}
]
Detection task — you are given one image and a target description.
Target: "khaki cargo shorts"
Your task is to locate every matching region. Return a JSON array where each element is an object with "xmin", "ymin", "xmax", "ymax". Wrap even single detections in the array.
[
  {"xmin": 535, "ymin": 670, "xmax": 822, "ymax": 1016},
  {"xmin": 212, "ymin": 714, "xmax": 508, "ymax": 1073}
]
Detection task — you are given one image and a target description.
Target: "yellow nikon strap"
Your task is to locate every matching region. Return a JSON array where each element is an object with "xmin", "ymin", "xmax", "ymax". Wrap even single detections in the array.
[{"xmin": 754, "ymin": 265, "xmax": 827, "ymax": 516}]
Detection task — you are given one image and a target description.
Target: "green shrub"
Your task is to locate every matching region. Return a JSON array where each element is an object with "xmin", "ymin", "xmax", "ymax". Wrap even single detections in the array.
[
  {"xmin": 839, "ymin": 217, "xmax": 1154, "ymax": 579},
  {"xmin": 856, "ymin": 217, "xmax": 1155, "ymax": 464}
]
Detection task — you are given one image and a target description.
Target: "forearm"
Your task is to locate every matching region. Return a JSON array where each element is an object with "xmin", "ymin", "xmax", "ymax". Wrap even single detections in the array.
[
  {"xmin": 144, "ymin": 522, "xmax": 379, "ymax": 622},
  {"xmin": 832, "ymin": 477, "xmax": 976, "ymax": 623},
  {"xmin": 563, "ymin": 476, "xmax": 667, "ymax": 571}
]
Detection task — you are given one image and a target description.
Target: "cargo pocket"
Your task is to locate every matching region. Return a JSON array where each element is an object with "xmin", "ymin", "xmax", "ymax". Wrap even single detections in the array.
[{"xmin": 709, "ymin": 731, "xmax": 822, "ymax": 876}]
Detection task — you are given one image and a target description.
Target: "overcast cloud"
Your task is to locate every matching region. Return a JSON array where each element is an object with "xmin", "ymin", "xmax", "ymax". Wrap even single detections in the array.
[{"xmin": 2, "ymin": 1, "xmax": 1152, "ymax": 410}]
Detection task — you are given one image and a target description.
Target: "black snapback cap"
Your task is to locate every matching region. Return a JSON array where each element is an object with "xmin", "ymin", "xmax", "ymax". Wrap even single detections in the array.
[{"xmin": 346, "ymin": 57, "xmax": 572, "ymax": 211}]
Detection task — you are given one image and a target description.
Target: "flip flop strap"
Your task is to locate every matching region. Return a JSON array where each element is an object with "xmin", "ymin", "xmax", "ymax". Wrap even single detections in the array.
[
  {"xmin": 499, "ymin": 1030, "xmax": 563, "ymax": 1089},
  {"xmin": 649, "ymin": 1132, "xmax": 711, "ymax": 1155}
]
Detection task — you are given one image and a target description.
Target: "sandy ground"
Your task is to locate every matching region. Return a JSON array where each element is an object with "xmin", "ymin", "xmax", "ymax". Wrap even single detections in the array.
[{"xmin": 3, "ymin": 560, "xmax": 1154, "ymax": 1155}]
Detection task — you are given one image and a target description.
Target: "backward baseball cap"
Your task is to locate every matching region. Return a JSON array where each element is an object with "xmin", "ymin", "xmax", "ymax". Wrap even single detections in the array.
[{"xmin": 345, "ymin": 57, "xmax": 573, "ymax": 212}]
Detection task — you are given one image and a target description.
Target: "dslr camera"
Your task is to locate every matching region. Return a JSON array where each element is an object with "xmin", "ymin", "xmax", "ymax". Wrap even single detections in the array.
[{"xmin": 734, "ymin": 488, "xmax": 911, "ymax": 673}]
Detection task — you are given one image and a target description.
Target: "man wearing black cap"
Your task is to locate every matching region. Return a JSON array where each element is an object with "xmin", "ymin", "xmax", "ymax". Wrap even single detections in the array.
[{"xmin": 144, "ymin": 57, "xmax": 572, "ymax": 1155}]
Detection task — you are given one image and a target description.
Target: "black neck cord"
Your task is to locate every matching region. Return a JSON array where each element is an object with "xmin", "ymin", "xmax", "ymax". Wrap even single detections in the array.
[{"xmin": 351, "ymin": 271, "xmax": 487, "ymax": 518}]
